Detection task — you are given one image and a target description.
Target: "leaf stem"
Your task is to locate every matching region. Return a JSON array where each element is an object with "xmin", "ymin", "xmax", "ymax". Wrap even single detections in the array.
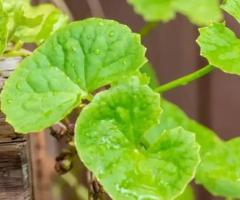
[
  {"xmin": 1, "ymin": 49, "xmax": 32, "ymax": 58},
  {"xmin": 139, "ymin": 22, "xmax": 159, "ymax": 38},
  {"xmin": 86, "ymin": 94, "xmax": 94, "ymax": 102},
  {"xmin": 154, "ymin": 65, "xmax": 214, "ymax": 93}
]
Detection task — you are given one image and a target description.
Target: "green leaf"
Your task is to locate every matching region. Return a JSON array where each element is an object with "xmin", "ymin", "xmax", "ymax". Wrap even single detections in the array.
[
  {"xmin": 176, "ymin": 185, "xmax": 195, "ymax": 200},
  {"xmin": 75, "ymin": 81, "xmax": 200, "ymax": 200},
  {"xmin": 2, "ymin": 0, "xmax": 29, "ymax": 13},
  {"xmin": 197, "ymin": 23, "xmax": 240, "ymax": 75},
  {"xmin": 0, "ymin": 0, "xmax": 8, "ymax": 54},
  {"xmin": 222, "ymin": 0, "xmax": 240, "ymax": 23},
  {"xmin": 196, "ymin": 138, "xmax": 240, "ymax": 198},
  {"xmin": 154, "ymin": 100, "xmax": 240, "ymax": 198},
  {"xmin": 1, "ymin": 18, "xmax": 146, "ymax": 133},
  {"xmin": 173, "ymin": 0, "xmax": 222, "ymax": 26},
  {"xmin": 1, "ymin": 0, "xmax": 67, "ymax": 44},
  {"xmin": 128, "ymin": 0, "xmax": 175, "ymax": 22},
  {"xmin": 13, "ymin": 3, "xmax": 68, "ymax": 44},
  {"xmin": 2, "ymin": 0, "xmax": 30, "ymax": 36},
  {"xmin": 146, "ymin": 100, "xmax": 221, "ymax": 155},
  {"xmin": 128, "ymin": 0, "xmax": 222, "ymax": 26},
  {"xmin": 140, "ymin": 62, "xmax": 159, "ymax": 88},
  {"xmin": 1, "ymin": 65, "xmax": 86, "ymax": 133},
  {"xmin": 36, "ymin": 18, "xmax": 146, "ymax": 92}
]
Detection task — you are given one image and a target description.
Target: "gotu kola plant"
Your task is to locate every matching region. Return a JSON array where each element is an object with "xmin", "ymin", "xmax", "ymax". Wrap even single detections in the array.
[{"xmin": 1, "ymin": 0, "xmax": 240, "ymax": 199}]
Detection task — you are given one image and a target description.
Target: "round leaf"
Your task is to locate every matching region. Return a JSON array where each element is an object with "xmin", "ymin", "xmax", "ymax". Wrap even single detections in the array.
[
  {"xmin": 147, "ymin": 100, "xmax": 221, "ymax": 155},
  {"xmin": 196, "ymin": 138, "xmax": 240, "ymax": 198},
  {"xmin": 128, "ymin": 0, "xmax": 175, "ymax": 22},
  {"xmin": 198, "ymin": 23, "xmax": 240, "ymax": 75},
  {"xmin": 1, "ymin": 65, "xmax": 86, "ymax": 133},
  {"xmin": 1, "ymin": 18, "xmax": 146, "ymax": 133},
  {"xmin": 75, "ymin": 81, "xmax": 200, "ymax": 200},
  {"xmin": 37, "ymin": 18, "xmax": 146, "ymax": 92},
  {"xmin": 128, "ymin": 0, "xmax": 222, "ymax": 26}
]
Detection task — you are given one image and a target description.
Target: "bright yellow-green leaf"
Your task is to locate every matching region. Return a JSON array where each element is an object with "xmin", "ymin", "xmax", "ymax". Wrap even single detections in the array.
[
  {"xmin": 140, "ymin": 62, "xmax": 159, "ymax": 88},
  {"xmin": 146, "ymin": 100, "xmax": 221, "ymax": 155},
  {"xmin": 152, "ymin": 100, "xmax": 240, "ymax": 198},
  {"xmin": 128, "ymin": 0, "xmax": 222, "ymax": 26},
  {"xmin": 198, "ymin": 23, "xmax": 240, "ymax": 75},
  {"xmin": 176, "ymin": 185, "xmax": 195, "ymax": 200},
  {"xmin": 128, "ymin": 0, "xmax": 175, "ymax": 22},
  {"xmin": 0, "ymin": 0, "xmax": 8, "ymax": 54},
  {"xmin": 222, "ymin": 0, "xmax": 240, "ymax": 23},
  {"xmin": 173, "ymin": 0, "xmax": 222, "ymax": 25},
  {"xmin": 13, "ymin": 3, "xmax": 68, "ymax": 44},
  {"xmin": 1, "ymin": 18, "xmax": 146, "ymax": 133},
  {"xmin": 196, "ymin": 138, "xmax": 240, "ymax": 198},
  {"xmin": 37, "ymin": 18, "xmax": 146, "ymax": 92},
  {"xmin": 1, "ymin": 65, "xmax": 86, "ymax": 133},
  {"xmin": 1, "ymin": 0, "xmax": 67, "ymax": 44},
  {"xmin": 75, "ymin": 81, "xmax": 200, "ymax": 200}
]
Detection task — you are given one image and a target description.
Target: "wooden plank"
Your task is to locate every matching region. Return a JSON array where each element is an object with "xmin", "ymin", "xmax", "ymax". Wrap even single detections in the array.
[
  {"xmin": 0, "ymin": 112, "xmax": 24, "ymax": 143},
  {"xmin": 0, "ymin": 140, "xmax": 32, "ymax": 200},
  {"xmin": 30, "ymin": 133, "xmax": 56, "ymax": 200},
  {"xmin": 0, "ymin": 57, "xmax": 33, "ymax": 200}
]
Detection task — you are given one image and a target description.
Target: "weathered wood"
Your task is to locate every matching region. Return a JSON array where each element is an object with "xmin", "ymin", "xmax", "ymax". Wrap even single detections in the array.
[
  {"xmin": 30, "ymin": 133, "xmax": 56, "ymax": 200},
  {"xmin": 0, "ymin": 57, "xmax": 33, "ymax": 200},
  {"xmin": 0, "ymin": 140, "xmax": 32, "ymax": 200}
]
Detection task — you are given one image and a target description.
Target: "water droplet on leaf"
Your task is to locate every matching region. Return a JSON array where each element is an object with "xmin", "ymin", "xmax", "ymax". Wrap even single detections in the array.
[
  {"xmin": 16, "ymin": 83, "xmax": 22, "ymax": 90},
  {"xmin": 99, "ymin": 22, "xmax": 104, "ymax": 26},
  {"xmin": 71, "ymin": 47, "xmax": 77, "ymax": 52},
  {"xmin": 95, "ymin": 49, "xmax": 101, "ymax": 55},
  {"xmin": 7, "ymin": 99, "xmax": 12, "ymax": 104},
  {"xmin": 109, "ymin": 31, "xmax": 114, "ymax": 37}
]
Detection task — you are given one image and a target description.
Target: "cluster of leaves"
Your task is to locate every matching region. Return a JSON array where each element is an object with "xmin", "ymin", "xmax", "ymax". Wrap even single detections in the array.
[
  {"xmin": 1, "ymin": 0, "xmax": 240, "ymax": 200},
  {"xmin": 0, "ymin": 0, "xmax": 67, "ymax": 55},
  {"xmin": 127, "ymin": 0, "xmax": 222, "ymax": 26},
  {"xmin": 195, "ymin": 0, "xmax": 240, "ymax": 197},
  {"xmin": 0, "ymin": 18, "xmax": 201, "ymax": 199}
]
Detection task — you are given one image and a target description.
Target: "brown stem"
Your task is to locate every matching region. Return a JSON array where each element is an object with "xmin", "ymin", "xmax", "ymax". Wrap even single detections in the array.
[
  {"xmin": 87, "ymin": 172, "xmax": 108, "ymax": 200},
  {"xmin": 86, "ymin": 0, "xmax": 105, "ymax": 18}
]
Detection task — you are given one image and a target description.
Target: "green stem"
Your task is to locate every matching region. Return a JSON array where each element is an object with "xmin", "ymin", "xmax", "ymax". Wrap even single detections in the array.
[
  {"xmin": 139, "ymin": 22, "xmax": 159, "ymax": 38},
  {"xmin": 1, "ymin": 49, "xmax": 32, "ymax": 58},
  {"xmin": 85, "ymin": 93, "xmax": 94, "ymax": 101},
  {"xmin": 154, "ymin": 65, "xmax": 214, "ymax": 93}
]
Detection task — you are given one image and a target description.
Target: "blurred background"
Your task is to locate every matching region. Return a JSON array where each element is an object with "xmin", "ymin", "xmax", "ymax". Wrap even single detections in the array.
[{"xmin": 28, "ymin": 0, "xmax": 240, "ymax": 200}]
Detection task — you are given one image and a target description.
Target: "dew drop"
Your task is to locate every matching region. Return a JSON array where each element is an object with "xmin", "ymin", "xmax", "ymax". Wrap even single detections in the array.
[
  {"xmin": 16, "ymin": 83, "xmax": 22, "ymax": 90},
  {"xmin": 134, "ymin": 149, "xmax": 139, "ymax": 154},
  {"xmin": 71, "ymin": 47, "xmax": 77, "ymax": 52},
  {"xmin": 94, "ymin": 49, "xmax": 101, "ymax": 55},
  {"xmin": 108, "ymin": 31, "xmax": 114, "ymax": 37},
  {"xmin": 77, "ymin": 78, "xmax": 81, "ymax": 84},
  {"xmin": 99, "ymin": 22, "xmax": 104, "ymax": 26},
  {"xmin": 7, "ymin": 99, "xmax": 12, "ymax": 104}
]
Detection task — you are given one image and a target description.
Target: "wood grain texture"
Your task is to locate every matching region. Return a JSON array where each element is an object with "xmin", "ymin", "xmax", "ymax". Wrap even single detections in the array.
[
  {"xmin": 0, "ymin": 57, "xmax": 33, "ymax": 200},
  {"xmin": 0, "ymin": 140, "xmax": 32, "ymax": 200}
]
